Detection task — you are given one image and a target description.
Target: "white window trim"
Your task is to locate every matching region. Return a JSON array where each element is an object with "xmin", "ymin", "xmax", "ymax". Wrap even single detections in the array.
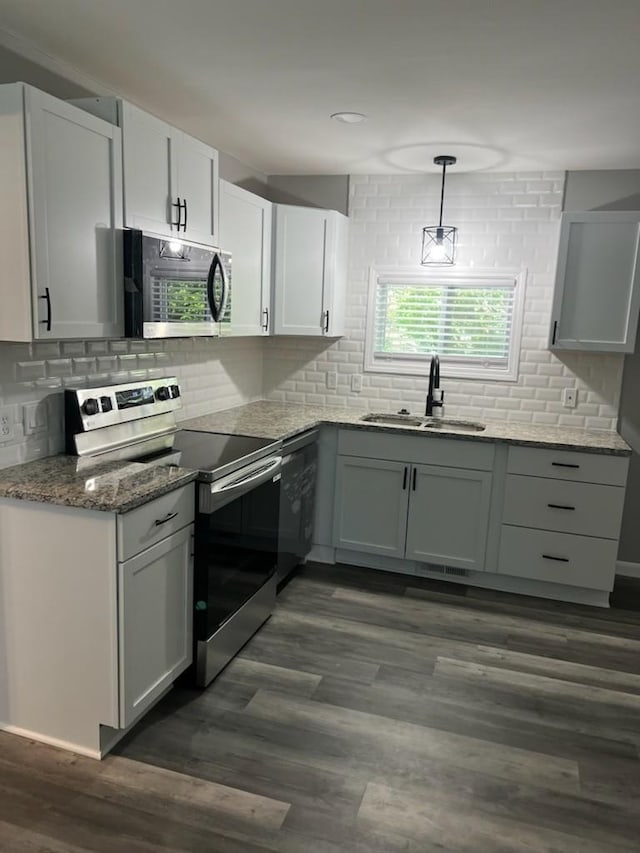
[{"xmin": 364, "ymin": 266, "xmax": 527, "ymax": 382}]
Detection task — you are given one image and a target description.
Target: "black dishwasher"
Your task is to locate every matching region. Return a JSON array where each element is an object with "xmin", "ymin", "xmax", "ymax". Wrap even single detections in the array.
[{"xmin": 277, "ymin": 430, "xmax": 318, "ymax": 587}]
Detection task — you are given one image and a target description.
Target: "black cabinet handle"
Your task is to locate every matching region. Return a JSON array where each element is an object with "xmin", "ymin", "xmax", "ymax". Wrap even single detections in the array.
[
  {"xmin": 323, "ymin": 310, "xmax": 330, "ymax": 333},
  {"xmin": 547, "ymin": 503, "xmax": 575, "ymax": 511},
  {"xmin": 551, "ymin": 462, "xmax": 580, "ymax": 469},
  {"xmin": 402, "ymin": 466, "xmax": 408, "ymax": 490},
  {"xmin": 542, "ymin": 554, "xmax": 569, "ymax": 563},
  {"xmin": 552, "ymin": 320, "xmax": 558, "ymax": 345},
  {"xmin": 262, "ymin": 307, "xmax": 269, "ymax": 332},
  {"xmin": 182, "ymin": 198, "xmax": 188, "ymax": 232},
  {"xmin": 39, "ymin": 287, "xmax": 52, "ymax": 332},
  {"xmin": 154, "ymin": 511, "xmax": 178, "ymax": 527},
  {"xmin": 412, "ymin": 468, "xmax": 417, "ymax": 491},
  {"xmin": 172, "ymin": 197, "xmax": 182, "ymax": 229}
]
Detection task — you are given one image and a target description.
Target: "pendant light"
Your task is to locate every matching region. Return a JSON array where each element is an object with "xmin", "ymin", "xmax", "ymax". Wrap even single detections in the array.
[{"xmin": 421, "ymin": 155, "xmax": 458, "ymax": 266}]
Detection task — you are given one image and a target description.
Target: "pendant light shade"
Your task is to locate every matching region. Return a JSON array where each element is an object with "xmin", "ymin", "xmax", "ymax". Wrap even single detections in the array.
[{"xmin": 421, "ymin": 155, "xmax": 458, "ymax": 266}]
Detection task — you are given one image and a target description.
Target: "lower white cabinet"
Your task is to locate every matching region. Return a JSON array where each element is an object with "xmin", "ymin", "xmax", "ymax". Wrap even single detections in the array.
[
  {"xmin": 118, "ymin": 523, "xmax": 193, "ymax": 729},
  {"xmin": 0, "ymin": 483, "xmax": 195, "ymax": 758},
  {"xmin": 334, "ymin": 440, "xmax": 493, "ymax": 570}
]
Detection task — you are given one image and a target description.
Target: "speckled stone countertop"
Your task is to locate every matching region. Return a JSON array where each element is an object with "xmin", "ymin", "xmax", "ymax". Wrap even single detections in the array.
[
  {"xmin": 0, "ymin": 456, "xmax": 197, "ymax": 513},
  {"xmin": 181, "ymin": 401, "xmax": 632, "ymax": 456}
]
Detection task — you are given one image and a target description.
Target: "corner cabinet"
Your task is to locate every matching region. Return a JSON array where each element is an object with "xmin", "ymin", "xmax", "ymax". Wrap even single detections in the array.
[
  {"xmin": 72, "ymin": 97, "xmax": 219, "ymax": 248},
  {"xmin": 0, "ymin": 83, "xmax": 123, "ymax": 342},
  {"xmin": 549, "ymin": 211, "xmax": 640, "ymax": 352},
  {"xmin": 272, "ymin": 204, "xmax": 348, "ymax": 337},
  {"xmin": 219, "ymin": 180, "xmax": 272, "ymax": 336}
]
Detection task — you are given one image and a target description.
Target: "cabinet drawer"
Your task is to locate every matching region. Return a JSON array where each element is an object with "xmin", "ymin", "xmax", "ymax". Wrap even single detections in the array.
[
  {"xmin": 498, "ymin": 525, "xmax": 616, "ymax": 591},
  {"xmin": 503, "ymin": 474, "xmax": 625, "ymax": 539},
  {"xmin": 117, "ymin": 485, "xmax": 195, "ymax": 561},
  {"xmin": 338, "ymin": 429, "xmax": 494, "ymax": 470},
  {"xmin": 507, "ymin": 446, "xmax": 628, "ymax": 486}
]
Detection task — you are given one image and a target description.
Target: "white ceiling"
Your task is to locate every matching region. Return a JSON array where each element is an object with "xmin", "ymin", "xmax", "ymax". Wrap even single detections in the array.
[{"xmin": 0, "ymin": 0, "xmax": 639, "ymax": 175}]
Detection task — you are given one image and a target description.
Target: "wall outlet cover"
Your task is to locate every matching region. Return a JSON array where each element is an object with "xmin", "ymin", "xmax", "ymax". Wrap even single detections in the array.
[
  {"xmin": 563, "ymin": 387, "xmax": 578, "ymax": 408},
  {"xmin": 351, "ymin": 374, "xmax": 363, "ymax": 393},
  {"xmin": 326, "ymin": 371, "xmax": 337, "ymax": 390},
  {"xmin": 0, "ymin": 407, "xmax": 15, "ymax": 441}
]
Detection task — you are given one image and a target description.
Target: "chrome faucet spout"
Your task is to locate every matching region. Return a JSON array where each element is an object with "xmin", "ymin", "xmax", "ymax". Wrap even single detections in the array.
[{"xmin": 425, "ymin": 354, "xmax": 443, "ymax": 416}]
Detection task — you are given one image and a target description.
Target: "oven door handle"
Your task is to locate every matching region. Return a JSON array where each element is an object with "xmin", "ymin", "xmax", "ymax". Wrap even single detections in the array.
[{"xmin": 201, "ymin": 455, "xmax": 282, "ymax": 513}]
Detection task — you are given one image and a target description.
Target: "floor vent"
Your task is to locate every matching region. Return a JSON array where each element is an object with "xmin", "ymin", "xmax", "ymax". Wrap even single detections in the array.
[{"xmin": 425, "ymin": 564, "xmax": 469, "ymax": 578}]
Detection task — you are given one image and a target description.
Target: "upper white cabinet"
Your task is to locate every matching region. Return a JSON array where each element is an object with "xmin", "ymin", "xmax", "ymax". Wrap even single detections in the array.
[
  {"xmin": 0, "ymin": 83, "xmax": 123, "ymax": 342},
  {"xmin": 73, "ymin": 98, "xmax": 219, "ymax": 247},
  {"xmin": 219, "ymin": 180, "xmax": 272, "ymax": 336},
  {"xmin": 549, "ymin": 211, "xmax": 640, "ymax": 352},
  {"xmin": 273, "ymin": 204, "xmax": 348, "ymax": 337}
]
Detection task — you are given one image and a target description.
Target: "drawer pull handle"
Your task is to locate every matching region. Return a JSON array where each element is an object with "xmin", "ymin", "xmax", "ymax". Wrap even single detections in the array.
[
  {"xmin": 551, "ymin": 462, "xmax": 580, "ymax": 469},
  {"xmin": 155, "ymin": 511, "xmax": 178, "ymax": 527},
  {"xmin": 547, "ymin": 503, "xmax": 575, "ymax": 511},
  {"xmin": 542, "ymin": 553, "xmax": 570, "ymax": 563}
]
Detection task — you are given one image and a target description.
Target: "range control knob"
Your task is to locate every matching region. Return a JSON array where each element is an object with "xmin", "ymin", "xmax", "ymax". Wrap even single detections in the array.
[
  {"xmin": 170, "ymin": 384, "xmax": 180, "ymax": 398},
  {"xmin": 100, "ymin": 396, "xmax": 113, "ymax": 413},
  {"xmin": 82, "ymin": 398, "xmax": 99, "ymax": 416},
  {"xmin": 155, "ymin": 386, "xmax": 170, "ymax": 401}
]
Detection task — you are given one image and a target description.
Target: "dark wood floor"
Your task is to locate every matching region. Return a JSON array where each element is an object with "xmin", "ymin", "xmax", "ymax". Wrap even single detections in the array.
[{"xmin": 2, "ymin": 564, "xmax": 640, "ymax": 852}]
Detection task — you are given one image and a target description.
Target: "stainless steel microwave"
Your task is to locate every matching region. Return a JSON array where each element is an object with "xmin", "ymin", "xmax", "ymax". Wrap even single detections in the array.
[{"xmin": 123, "ymin": 230, "xmax": 231, "ymax": 338}]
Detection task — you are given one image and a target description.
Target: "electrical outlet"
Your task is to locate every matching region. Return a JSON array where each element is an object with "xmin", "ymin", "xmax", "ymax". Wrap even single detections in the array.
[
  {"xmin": 23, "ymin": 401, "xmax": 47, "ymax": 436},
  {"xmin": 0, "ymin": 406, "xmax": 15, "ymax": 441},
  {"xmin": 326, "ymin": 371, "xmax": 337, "ymax": 390},
  {"xmin": 351, "ymin": 374, "xmax": 363, "ymax": 393},
  {"xmin": 563, "ymin": 387, "xmax": 578, "ymax": 408}
]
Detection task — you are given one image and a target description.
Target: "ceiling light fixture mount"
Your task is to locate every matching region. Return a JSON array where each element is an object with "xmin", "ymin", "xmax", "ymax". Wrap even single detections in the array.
[
  {"xmin": 421, "ymin": 154, "xmax": 458, "ymax": 266},
  {"xmin": 330, "ymin": 112, "xmax": 367, "ymax": 124}
]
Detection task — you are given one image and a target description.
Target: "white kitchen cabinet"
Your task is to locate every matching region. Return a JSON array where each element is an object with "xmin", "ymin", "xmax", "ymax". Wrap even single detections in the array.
[
  {"xmin": 73, "ymin": 97, "xmax": 219, "ymax": 247},
  {"xmin": 405, "ymin": 465, "xmax": 492, "ymax": 570},
  {"xmin": 0, "ymin": 83, "xmax": 123, "ymax": 342},
  {"xmin": 219, "ymin": 180, "xmax": 272, "ymax": 336},
  {"xmin": 333, "ymin": 432, "xmax": 493, "ymax": 571},
  {"xmin": 273, "ymin": 204, "xmax": 348, "ymax": 337},
  {"xmin": 334, "ymin": 457, "xmax": 409, "ymax": 557},
  {"xmin": 549, "ymin": 211, "xmax": 640, "ymax": 352},
  {"xmin": 0, "ymin": 483, "xmax": 195, "ymax": 758},
  {"xmin": 119, "ymin": 524, "xmax": 193, "ymax": 729}
]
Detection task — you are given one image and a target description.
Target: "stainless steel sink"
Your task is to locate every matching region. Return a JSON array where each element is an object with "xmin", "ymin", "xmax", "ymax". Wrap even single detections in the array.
[
  {"xmin": 422, "ymin": 418, "xmax": 486, "ymax": 432},
  {"xmin": 361, "ymin": 413, "xmax": 486, "ymax": 433},
  {"xmin": 361, "ymin": 413, "xmax": 424, "ymax": 427}
]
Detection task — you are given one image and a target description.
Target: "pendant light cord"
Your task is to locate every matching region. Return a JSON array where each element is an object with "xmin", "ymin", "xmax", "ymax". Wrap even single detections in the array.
[{"xmin": 438, "ymin": 162, "xmax": 447, "ymax": 227}]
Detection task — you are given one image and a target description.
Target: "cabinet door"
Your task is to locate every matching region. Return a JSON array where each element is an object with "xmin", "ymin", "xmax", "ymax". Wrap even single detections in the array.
[
  {"xmin": 550, "ymin": 211, "xmax": 640, "ymax": 352},
  {"xmin": 177, "ymin": 133, "xmax": 219, "ymax": 247},
  {"xmin": 322, "ymin": 210, "xmax": 348, "ymax": 337},
  {"xmin": 333, "ymin": 456, "xmax": 409, "ymax": 557},
  {"xmin": 119, "ymin": 524, "xmax": 193, "ymax": 729},
  {"xmin": 120, "ymin": 102, "xmax": 179, "ymax": 238},
  {"xmin": 405, "ymin": 464, "xmax": 492, "ymax": 571},
  {"xmin": 219, "ymin": 180, "xmax": 272, "ymax": 336},
  {"xmin": 273, "ymin": 205, "xmax": 328, "ymax": 336},
  {"xmin": 26, "ymin": 88, "xmax": 123, "ymax": 339}
]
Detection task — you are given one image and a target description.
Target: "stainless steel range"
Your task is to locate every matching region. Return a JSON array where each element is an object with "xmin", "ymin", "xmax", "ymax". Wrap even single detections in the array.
[{"xmin": 65, "ymin": 378, "xmax": 282, "ymax": 687}]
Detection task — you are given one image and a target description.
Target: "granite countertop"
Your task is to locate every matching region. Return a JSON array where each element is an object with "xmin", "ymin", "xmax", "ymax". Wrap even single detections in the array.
[
  {"xmin": 181, "ymin": 401, "xmax": 632, "ymax": 456},
  {"xmin": 0, "ymin": 455, "xmax": 197, "ymax": 513}
]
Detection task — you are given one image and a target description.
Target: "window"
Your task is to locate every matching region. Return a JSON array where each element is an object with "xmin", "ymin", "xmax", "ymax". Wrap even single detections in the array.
[{"xmin": 364, "ymin": 267, "xmax": 526, "ymax": 381}]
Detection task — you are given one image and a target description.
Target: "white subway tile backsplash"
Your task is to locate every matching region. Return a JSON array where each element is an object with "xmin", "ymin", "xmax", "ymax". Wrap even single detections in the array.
[{"xmin": 265, "ymin": 171, "xmax": 623, "ymax": 431}]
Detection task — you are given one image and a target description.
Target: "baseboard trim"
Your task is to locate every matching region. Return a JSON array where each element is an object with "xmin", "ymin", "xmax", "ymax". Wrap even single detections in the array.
[
  {"xmin": 616, "ymin": 560, "xmax": 640, "ymax": 579},
  {"xmin": 0, "ymin": 723, "xmax": 101, "ymax": 759}
]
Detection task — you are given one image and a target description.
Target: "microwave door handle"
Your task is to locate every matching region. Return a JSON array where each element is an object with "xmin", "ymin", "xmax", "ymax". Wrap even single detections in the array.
[
  {"xmin": 218, "ymin": 255, "xmax": 229, "ymax": 321},
  {"xmin": 206, "ymin": 254, "xmax": 220, "ymax": 321}
]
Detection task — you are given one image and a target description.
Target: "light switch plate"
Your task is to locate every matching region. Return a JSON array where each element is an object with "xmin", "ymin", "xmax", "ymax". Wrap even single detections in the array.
[
  {"xmin": 351, "ymin": 374, "xmax": 363, "ymax": 393},
  {"xmin": 326, "ymin": 371, "xmax": 337, "ymax": 390},
  {"xmin": 23, "ymin": 401, "xmax": 48, "ymax": 436}
]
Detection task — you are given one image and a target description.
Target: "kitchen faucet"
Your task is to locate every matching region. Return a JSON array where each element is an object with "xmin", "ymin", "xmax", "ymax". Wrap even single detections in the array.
[{"xmin": 425, "ymin": 354, "xmax": 444, "ymax": 416}]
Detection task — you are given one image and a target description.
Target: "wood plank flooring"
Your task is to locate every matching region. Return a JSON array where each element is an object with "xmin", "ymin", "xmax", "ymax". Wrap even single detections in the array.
[{"xmin": 1, "ymin": 564, "xmax": 640, "ymax": 851}]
